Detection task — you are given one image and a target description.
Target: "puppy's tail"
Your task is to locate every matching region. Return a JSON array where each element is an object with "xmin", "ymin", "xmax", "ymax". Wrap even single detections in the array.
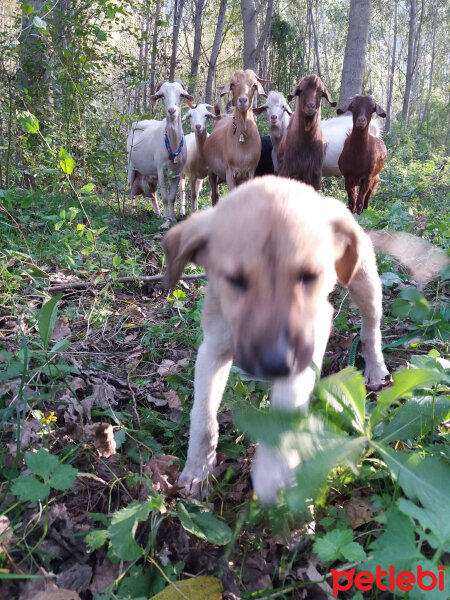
[{"xmin": 368, "ymin": 230, "xmax": 449, "ymax": 283}]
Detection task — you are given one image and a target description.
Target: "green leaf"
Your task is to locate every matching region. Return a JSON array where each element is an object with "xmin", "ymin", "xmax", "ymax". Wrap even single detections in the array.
[
  {"xmin": 313, "ymin": 529, "xmax": 353, "ymax": 561},
  {"xmin": 391, "ymin": 298, "xmax": 411, "ymax": 318},
  {"xmin": 59, "ymin": 147, "xmax": 75, "ymax": 175},
  {"xmin": 400, "ymin": 287, "xmax": 425, "ymax": 302},
  {"xmin": 151, "ymin": 575, "xmax": 223, "ymax": 599},
  {"xmin": 373, "ymin": 444, "xmax": 450, "ymax": 508},
  {"xmin": 27, "ymin": 449, "xmax": 59, "ymax": 481},
  {"xmin": 397, "ymin": 498, "xmax": 450, "ymax": 552},
  {"xmin": 11, "ymin": 475, "xmax": 50, "ymax": 502},
  {"xmin": 21, "ymin": 2, "xmax": 34, "ymax": 14},
  {"xmin": 370, "ymin": 367, "xmax": 443, "ymax": 427},
  {"xmin": 314, "ymin": 367, "xmax": 366, "ymax": 433},
  {"xmin": 112, "ymin": 255, "xmax": 121, "ymax": 268},
  {"xmin": 16, "ymin": 110, "xmax": 39, "ymax": 134},
  {"xmin": 378, "ymin": 396, "xmax": 450, "ymax": 443},
  {"xmin": 341, "ymin": 541, "xmax": 367, "ymax": 562},
  {"xmin": 32, "ymin": 15, "xmax": 47, "ymax": 30},
  {"xmin": 177, "ymin": 503, "xmax": 232, "ymax": 546},
  {"xmin": 286, "ymin": 435, "xmax": 366, "ymax": 513},
  {"xmin": 48, "ymin": 463, "xmax": 78, "ymax": 490},
  {"xmin": 38, "ymin": 294, "xmax": 62, "ymax": 349},
  {"xmin": 365, "ymin": 508, "xmax": 422, "ymax": 573},
  {"xmin": 80, "ymin": 183, "xmax": 94, "ymax": 193},
  {"xmin": 85, "ymin": 528, "xmax": 109, "ymax": 552},
  {"xmin": 108, "ymin": 501, "xmax": 150, "ymax": 561},
  {"xmin": 234, "ymin": 405, "xmax": 307, "ymax": 448}
]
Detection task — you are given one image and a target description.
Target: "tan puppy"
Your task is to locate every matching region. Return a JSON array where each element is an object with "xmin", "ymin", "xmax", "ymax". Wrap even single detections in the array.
[{"xmin": 161, "ymin": 177, "xmax": 440, "ymax": 503}]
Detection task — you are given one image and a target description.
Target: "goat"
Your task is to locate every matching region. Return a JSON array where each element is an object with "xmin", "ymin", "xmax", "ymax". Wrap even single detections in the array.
[
  {"xmin": 127, "ymin": 80, "xmax": 195, "ymax": 220},
  {"xmin": 321, "ymin": 115, "xmax": 381, "ymax": 177},
  {"xmin": 255, "ymin": 135, "xmax": 275, "ymax": 176},
  {"xmin": 179, "ymin": 104, "xmax": 218, "ymax": 214},
  {"xmin": 337, "ymin": 95, "xmax": 387, "ymax": 214},
  {"xmin": 202, "ymin": 69, "xmax": 270, "ymax": 204},
  {"xmin": 254, "ymin": 90, "xmax": 292, "ymax": 173},
  {"xmin": 277, "ymin": 74, "xmax": 336, "ymax": 189}
]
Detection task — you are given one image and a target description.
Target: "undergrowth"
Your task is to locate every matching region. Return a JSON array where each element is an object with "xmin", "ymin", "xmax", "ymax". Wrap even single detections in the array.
[{"xmin": 0, "ymin": 133, "xmax": 449, "ymax": 600}]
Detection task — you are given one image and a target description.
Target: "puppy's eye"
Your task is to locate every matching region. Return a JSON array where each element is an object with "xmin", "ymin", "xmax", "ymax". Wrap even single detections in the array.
[
  {"xmin": 298, "ymin": 272, "xmax": 318, "ymax": 285},
  {"xmin": 226, "ymin": 274, "xmax": 248, "ymax": 291}
]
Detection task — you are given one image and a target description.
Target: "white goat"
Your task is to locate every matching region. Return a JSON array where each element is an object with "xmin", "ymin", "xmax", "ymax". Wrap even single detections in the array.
[
  {"xmin": 321, "ymin": 115, "xmax": 380, "ymax": 177},
  {"xmin": 179, "ymin": 104, "xmax": 217, "ymax": 214},
  {"xmin": 127, "ymin": 80, "xmax": 194, "ymax": 220},
  {"xmin": 254, "ymin": 90, "xmax": 292, "ymax": 173}
]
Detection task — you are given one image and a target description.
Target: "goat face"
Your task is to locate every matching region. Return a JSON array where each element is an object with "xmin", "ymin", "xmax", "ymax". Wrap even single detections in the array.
[
  {"xmin": 182, "ymin": 104, "xmax": 217, "ymax": 134},
  {"xmin": 288, "ymin": 74, "xmax": 336, "ymax": 120},
  {"xmin": 151, "ymin": 81, "xmax": 195, "ymax": 122},
  {"xmin": 254, "ymin": 91, "xmax": 292, "ymax": 134},
  {"xmin": 337, "ymin": 95, "xmax": 387, "ymax": 130},
  {"xmin": 221, "ymin": 70, "xmax": 269, "ymax": 115}
]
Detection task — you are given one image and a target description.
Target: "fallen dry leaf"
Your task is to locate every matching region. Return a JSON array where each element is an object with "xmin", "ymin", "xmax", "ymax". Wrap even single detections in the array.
[
  {"xmin": 343, "ymin": 496, "xmax": 374, "ymax": 529},
  {"xmin": 157, "ymin": 359, "xmax": 179, "ymax": 377},
  {"xmin": 0, "ymin": 516, "xmax": 13, "ymax": 552},
  {"xmin": 165, "ymin": 389, "xmax": 181, "ymax": 409},
  {"xmin": 151, "ymin": 575, "xmax": 222, "ymax": 599},
  {"xmin": 84, "ymin": 423, "xmax": 116, "ymax": 457},
  {"xmin": 32, "ymin": 590, "xmax": 82, "ymax": 600},
  {"xmin": 144, "ymin": 454, "xmax": 180, "ymax": 496},
  {"xmin": 51, "ymin": 316, "xmax": 71, "ymax": 340}
]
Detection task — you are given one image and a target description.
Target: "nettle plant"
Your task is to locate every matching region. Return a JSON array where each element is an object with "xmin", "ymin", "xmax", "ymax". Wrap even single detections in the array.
[{"xmin": 236, "ymin": 355, "xmax": 450, "ymax": 598}]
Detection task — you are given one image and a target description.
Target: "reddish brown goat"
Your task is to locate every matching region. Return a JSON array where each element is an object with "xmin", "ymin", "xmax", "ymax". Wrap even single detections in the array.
[
  {"xmin": 277, "ymin": 74, "xmax": 336, "ymax": 190},
  {"xmin": 203, "ymin": 69, "xmax": 270, "ymax": 204},
  {"xmin": 337, "ymin": 95, "xmax": 387, "ymax": 214}
]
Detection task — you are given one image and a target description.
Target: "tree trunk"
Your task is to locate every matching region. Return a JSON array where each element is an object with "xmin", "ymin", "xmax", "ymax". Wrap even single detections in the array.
[
  {"xmin": 385, "ymin": 0, "xmax": 398, "ymax": 133},
  {"xmin": 188, "ymin": 0, "xmax": 207, "ymax": 95},
  {"xmin": 169, "ymin": 0, "xmax": 186, "ymax": 81},
  {"xmin": 205, "ymin": 0, "xmax": 227, "ymax": 104},
  {"xmin": 307, "ymin": 0, "xmax": 321, "ymax": 78},
  {"xmin": 402, "ymin": 0, "xmax": 424, "ymax": 121},
  {"xmin": 420, "ymin": 2, "xmax": 437, "ymax": 127},
  {"xmin": 150, "ymin": 0, "xmax": 161, "ymax": 95},
  {"xmin": 241, "ymin": 0, "xmax": 274, "ymax": 72},
  {"xmin": 338, "ymin": 0, "xmax": 372, "ymax": 108},
  {"xmin": 17, "ymin": 0, "xmax": 48, "ymax": 107}
]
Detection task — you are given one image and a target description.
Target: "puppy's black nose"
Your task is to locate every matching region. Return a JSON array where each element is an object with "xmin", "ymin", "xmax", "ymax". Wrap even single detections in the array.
[{"xmin": 258, "ymin": 348, "xmax": 291, "ymax": 378}]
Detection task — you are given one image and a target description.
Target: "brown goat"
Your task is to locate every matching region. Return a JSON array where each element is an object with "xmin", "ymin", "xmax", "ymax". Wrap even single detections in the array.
[
  {"xmin": 277, "ymin": 74, "xmax": 336, "ymax": 189},
  {"xmin": 203, "ymin": 69, "xmax": 270, "ymax": 204},
  {"xmin": 337, "ymin": 95, "xmax": 387, "ymax": 214}
]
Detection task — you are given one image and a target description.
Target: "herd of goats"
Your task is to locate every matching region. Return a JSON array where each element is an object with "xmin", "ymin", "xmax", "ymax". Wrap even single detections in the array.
[{"xmin": 126, "ymin": 70, "xmax": 388, "ymax": 221}]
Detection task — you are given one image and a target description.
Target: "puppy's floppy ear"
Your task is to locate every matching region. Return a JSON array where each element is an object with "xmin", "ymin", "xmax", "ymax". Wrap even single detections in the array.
[
  {"xmin": 332, "ymin": 216, "xmax": 363, "ymax": 286},
  {"xmin": 161, "ymin": 210, "xmax": 213, "ymax": 289}
]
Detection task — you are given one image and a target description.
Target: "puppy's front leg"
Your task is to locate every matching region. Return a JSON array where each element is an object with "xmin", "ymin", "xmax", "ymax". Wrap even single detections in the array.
[
  {"xmin": 179, "ymin": 336, "xmax": 233, "ymax": 498},
  {"xmin": 348, "ymin": 238, "xmax": 389, "ymax": 390},
  {"xmin": 252, "ymin": 303, "xmax": 333, "ymax": 504}
]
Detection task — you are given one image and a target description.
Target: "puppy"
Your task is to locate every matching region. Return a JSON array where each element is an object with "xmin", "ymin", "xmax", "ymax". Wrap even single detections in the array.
[{"xmin": 161, "ymin": 176, "xmax": 445, "ymax": 503}]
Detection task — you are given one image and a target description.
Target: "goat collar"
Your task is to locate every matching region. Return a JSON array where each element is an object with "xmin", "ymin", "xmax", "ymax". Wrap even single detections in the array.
[
  {"xmin": 164, "ymin": 130, "xmax": 184, "ymax": 163},
  {"xmin": 232, "ymin": 117, "xmax": 246, "ymax": 143}
]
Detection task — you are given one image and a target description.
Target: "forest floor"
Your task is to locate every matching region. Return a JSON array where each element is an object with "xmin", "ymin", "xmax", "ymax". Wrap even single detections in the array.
[{"xmin": 0, "ymin": 146, "xmax": 449, "ymax": 600}]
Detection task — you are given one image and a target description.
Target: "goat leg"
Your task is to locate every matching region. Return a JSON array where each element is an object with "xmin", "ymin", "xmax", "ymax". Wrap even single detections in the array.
[{"xmin": 345, "ymin": 180, "xmax": 357, "ymax": 213}]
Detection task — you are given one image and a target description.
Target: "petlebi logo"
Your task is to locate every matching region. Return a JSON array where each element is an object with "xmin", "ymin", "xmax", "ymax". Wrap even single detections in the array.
[{"xmin": 331, "ymin": 563, "xmax": 445, "ymax": 596}]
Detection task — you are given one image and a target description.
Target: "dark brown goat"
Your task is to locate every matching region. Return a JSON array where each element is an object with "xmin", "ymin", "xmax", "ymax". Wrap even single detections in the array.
[
  {"xmin": 277, "ymin": 74, "xmax": 336, "ymax": 189},
  {"xmin": 337, "ymin": 95, "xmax": 387, "ymax": 214}
]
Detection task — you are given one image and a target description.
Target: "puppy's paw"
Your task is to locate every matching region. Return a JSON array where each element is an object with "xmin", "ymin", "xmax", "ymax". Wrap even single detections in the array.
[
  {"xmin": 251, "ymin": 445, "xmax": 299, "ymax": 505},
  {"xmin": 178, "ymin": 462, "xmax": 215, "ymax": 499},
  {"xmin": 364, "ymin": 362, "xmax": 391, "ymax": 391}
]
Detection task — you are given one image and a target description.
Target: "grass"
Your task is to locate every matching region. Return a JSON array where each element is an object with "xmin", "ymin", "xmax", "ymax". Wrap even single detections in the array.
[{"xmin": 0, "ymin": 136, "xmax": 449, "ymax": 600}]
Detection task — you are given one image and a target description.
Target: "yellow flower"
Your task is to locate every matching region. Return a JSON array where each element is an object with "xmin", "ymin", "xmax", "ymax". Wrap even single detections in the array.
[{"xmin": 41, "ymin": 411, "xmax": 57, "ymax": 425}]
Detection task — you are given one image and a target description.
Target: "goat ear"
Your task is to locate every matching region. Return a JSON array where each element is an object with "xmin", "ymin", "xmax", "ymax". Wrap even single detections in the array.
[
  {"xmin": 287, "ymin": 87, "xmax": 299, "ymax": 102},
  {"xmin": 337, "ymin": 99, "xmax": 354, "ymax": 115},
  {"xmin": 253, "ymin": 105, "xmax": 268, "ymax": 115},
  {"xmin": 254, "ymin": 81, "xmax": 268, "ymax": 97},
  {"xmin": 255, "ymin": 75, "xmax": 273, "ymax": 85},
  {"xmin": 181, "ymin": 93, "xmax": 196, "ymax": 108},
  {"xmin": 206, "ymin": 112, "xmax": 218, "ymax": 120},
  {"xmin": 283, "ymin": 104, "xmax": 293, "ymax": 116},
  {"xmin": 332, "ymin": 216, "xmax": 363, "ymax": 286},
  {"xmin": 220, "ymin": 80, "xmax": 232, "ymax": 96},
  {"xmin": 161, "ymin": 210, "xmax": 213, "ymax": 289},
  {"xmin": 181, "ymin": 110, "xmax": 191, "ymax": 123},
  {"xmin": 322, "ymin": 86, "xmax": 336, "ymax": 106},
  {"xmin": 375, "ymin": 103, "xmax": 387, "ymax": 118}
]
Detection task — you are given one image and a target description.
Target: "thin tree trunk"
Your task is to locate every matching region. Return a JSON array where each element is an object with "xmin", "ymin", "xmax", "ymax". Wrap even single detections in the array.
[
  {"xmin": 402, "ymin": 0, "xmax": 424, "ymax": 121},
  {"xmin": 204, "ymin": 0, "xmax": 227, "ymax": 104},
  {"xmin": 189, "ymin": 0, "xmax": 207, "ymax": 95},
  {"xmin": 385, "ymin": 0, "xmax": 398, "ymax": 133},
  {"xmin": 241, "ymin": 0, "xmax": 273, "ymax": 72},
  {"xmin": 420, "ymin": 4, "xmax": 438, "ymax": 127},
  {"xmin": 150, "ymin": 0, "xmax": 161, "ymax": 95},
  {"xmin": 169, "ymin": 0, "xmax": 186, "ymax": 81},
  {"xmin": 307, "ymin": 0, "xmax": 321, "ymax": 78},
  {"xmin": 338, "ymin": 0, "xmax": 372, "ymax": 108}
]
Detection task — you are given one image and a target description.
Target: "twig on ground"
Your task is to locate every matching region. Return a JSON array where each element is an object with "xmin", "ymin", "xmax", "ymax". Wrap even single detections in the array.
[{"xmin": 47, "ymin": 273, "xmax": 206, "ymax": 293}]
